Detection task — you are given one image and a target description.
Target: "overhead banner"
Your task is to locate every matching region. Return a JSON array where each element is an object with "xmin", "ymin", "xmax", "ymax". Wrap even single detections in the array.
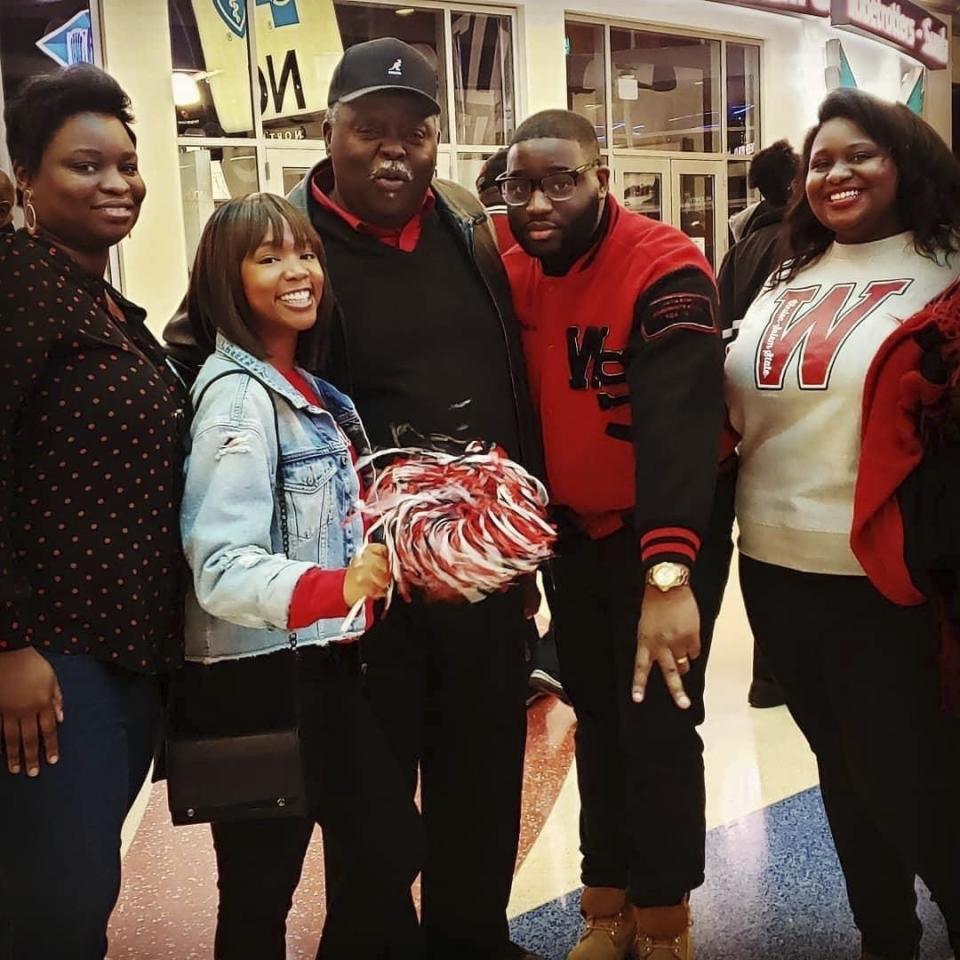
[
  {"xmin": 704, "ymin": 0, "xmax": 830, "ymax": 15},
  {"xmin": 192, "ymin": 0, "xmax": 342, "ymax": 135},
  {"xmin": 253, "ymin": 0, "xmax": 342, "ymax": 127},
  {"xmin": 830, "ymin": 0, "xmax": 949, "ymax": 69},
  {"xmin": 36, "ymin": 9, "xmax": 95, "ymax": 67}
]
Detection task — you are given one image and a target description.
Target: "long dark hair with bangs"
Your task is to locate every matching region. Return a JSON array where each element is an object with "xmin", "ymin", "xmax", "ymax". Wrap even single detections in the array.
[
  {"xmin": 773, "ymin": 88, "xmax": 960, "ymax": 285},
  {"xmin": 187, "ymin": 192, "xmax": 334, "ymax": 365}
]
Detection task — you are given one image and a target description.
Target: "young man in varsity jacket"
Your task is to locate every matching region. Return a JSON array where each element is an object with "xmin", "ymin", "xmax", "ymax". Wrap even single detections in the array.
[{"xmin": 501, "ymin": 111, "xmax": 734, "ymax": 960}]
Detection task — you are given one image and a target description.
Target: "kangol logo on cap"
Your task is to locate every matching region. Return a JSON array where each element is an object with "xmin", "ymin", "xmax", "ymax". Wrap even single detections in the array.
[{"xmin": 388, "ymin": 58, "xmax": 403, "ymax": 76}]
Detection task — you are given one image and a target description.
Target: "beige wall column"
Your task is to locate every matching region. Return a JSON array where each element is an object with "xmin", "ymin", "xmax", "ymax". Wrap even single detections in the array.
[
  {"xmin": 100, "ymin": 0, "xmax": 187, "ymax": 333},
  {"xmin": 517, "ymin": 2, "xmax": 567, "ymax": 117}
]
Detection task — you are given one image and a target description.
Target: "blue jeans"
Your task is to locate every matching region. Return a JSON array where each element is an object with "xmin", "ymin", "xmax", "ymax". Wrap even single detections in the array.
[{"xmin": 0, "ymin": 651, "xmax": 161, "ymax": 960}]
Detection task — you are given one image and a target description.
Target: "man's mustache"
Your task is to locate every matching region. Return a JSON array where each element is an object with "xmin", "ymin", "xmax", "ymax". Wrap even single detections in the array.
[{"xmin": 371, "ymin": 163, "xmax": 414, "ymax": 182}]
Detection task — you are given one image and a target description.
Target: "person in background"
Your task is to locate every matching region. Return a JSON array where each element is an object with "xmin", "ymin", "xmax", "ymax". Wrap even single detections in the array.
[
  {"xmin": 0, "ymin": 169, "xmax": 14, "ymax": 232},
  {"xmin": 476, "ymin": 148, "xmax": 514, "ymax": 251},
  {"xmin": 718, "ymin": 139, "xmax": 799, "ymax": 337},
  {"xmin": 726, "ymin": 88, "xmax": 960, "ymax": 960},
  {"xmin": 501, "ymin": 109, "xmax": 732, "ymax": 960},
  {"xmin": 526, "ymin": 614, "xmax": 569, "ymax": 706},
  {"xmin": 0, "ymin": 65, "xmax": 188, "ymax": 960},
  {"xmin": 717, "ymin": 138, "xmax": 799, "ymax": 710},
  {"xmin": 179, "ymin": 192, "xmax": 421, "ymax": 960},
  {"xmin": 726, "ymin": 141, "xmax": 797, "ymax": 248},
  {"xmin": 727, "ymin": 199, "xmax": 761, "ymax": 246},
  {"xmin": 165, "ymin": 37, "xmax": 544, "ymax": 960}
]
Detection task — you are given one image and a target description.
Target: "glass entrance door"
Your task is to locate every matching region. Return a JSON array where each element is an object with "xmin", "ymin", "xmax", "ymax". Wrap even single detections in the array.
[
  {"xmin": 671, "ymin": 159, "xmax": 726, "ymax": 271},
  {"xmin": 265, "ymin": 147, "xmax": 326, "ymax": 197},
  {"xmin": 611, "ymin": 157, "xmax": 727, "ymax": 269},
  {"xmin": 612, "ymin": 158, "xmax": 671, "ymax": 223}
]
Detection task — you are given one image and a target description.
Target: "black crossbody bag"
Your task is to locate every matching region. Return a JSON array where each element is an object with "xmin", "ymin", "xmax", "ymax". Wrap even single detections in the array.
[{"xmin": 166, "ymin": 369, "xmax": 308, "ymax": 826}]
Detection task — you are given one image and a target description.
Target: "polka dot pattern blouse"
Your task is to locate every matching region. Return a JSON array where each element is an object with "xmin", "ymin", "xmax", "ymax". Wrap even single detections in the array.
[{"xmin": 0, "ymin": 230, "xmax": 188, "ymax": 674}]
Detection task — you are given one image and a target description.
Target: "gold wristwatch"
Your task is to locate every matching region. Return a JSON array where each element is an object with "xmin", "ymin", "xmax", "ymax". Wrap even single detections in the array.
[{"xmin": 646, "ymin": 561, "xmax": 690, "ymax": 592}]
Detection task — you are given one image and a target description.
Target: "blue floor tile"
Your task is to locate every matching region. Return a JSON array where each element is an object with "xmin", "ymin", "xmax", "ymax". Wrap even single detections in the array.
[{"xmin": 510, "ymin": 788, "xmax": 952, "ymax": 960}]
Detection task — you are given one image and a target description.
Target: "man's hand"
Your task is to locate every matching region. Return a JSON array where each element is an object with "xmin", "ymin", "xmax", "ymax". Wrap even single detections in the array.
[
  {"xmin": 0, "ymin": 647, "xmax": 63, "ymax": 776},
  {"xmin": 632, "ymin": 584, "xmax": 700, "ymax": 709},
  {"xmin": 343, "ymin": 544, "xmax": 392, "ymax": 607}
]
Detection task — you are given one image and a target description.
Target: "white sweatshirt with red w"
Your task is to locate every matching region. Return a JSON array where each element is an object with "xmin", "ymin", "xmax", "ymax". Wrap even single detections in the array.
[{"xmin": 725, "ymin": 232, "xmax": 960, "ymax": 575}]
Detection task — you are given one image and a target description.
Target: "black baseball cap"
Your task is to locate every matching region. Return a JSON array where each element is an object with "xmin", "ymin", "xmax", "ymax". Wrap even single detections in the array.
[{"xmin": 327, "ymin": 38, "xmax": 441, "ymax": 114}]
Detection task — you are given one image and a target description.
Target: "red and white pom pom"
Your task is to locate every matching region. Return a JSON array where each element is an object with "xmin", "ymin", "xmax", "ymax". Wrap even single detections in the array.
[{"xmin": 355, "ymin": 443, "xmax": 555, "ymax": 607}]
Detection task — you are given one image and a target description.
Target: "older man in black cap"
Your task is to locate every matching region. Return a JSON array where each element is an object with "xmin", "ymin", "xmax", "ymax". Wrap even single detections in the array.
[{"xmin": 293, "ymin": 39, "xmax": 542, "ymax": 960}]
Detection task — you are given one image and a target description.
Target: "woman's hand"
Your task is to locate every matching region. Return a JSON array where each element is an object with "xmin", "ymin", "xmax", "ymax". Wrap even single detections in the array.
[
  {"xmin": 343, "ymin": 544, "xmax": 392, "ymax": 607},
  {"xmin": 0, "ymin": 647, "xmax": 63, "ymax": 776}
]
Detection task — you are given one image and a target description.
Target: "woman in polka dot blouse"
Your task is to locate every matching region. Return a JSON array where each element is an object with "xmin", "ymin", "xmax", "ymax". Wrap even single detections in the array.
[{"xmin": 0, "ymin": 67, "xmax": 188, "ymax": 959}]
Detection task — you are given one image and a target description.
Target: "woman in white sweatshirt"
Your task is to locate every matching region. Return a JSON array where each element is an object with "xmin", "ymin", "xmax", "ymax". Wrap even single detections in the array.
[{"xmin": 725, "ymin": 89, "xmax": 960, "ymax": 960}]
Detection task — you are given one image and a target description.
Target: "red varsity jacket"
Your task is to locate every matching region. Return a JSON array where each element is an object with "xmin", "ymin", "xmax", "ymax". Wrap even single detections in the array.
[{"xmin": 503, "ymin": 195, "xmax": 724, "ymax": 567}]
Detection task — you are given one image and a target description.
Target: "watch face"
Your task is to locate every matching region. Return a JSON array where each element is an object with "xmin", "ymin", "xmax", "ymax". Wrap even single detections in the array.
[{"xmin": 653, "ymin": 565, "xmax": 676, "ymax": 587}]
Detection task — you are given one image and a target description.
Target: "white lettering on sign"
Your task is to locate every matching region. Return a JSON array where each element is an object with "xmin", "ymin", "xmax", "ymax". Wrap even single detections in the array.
[
  {"xmin": 847, "ymin": 0, "xmax": 915, "ymax": 47},
  {"xmin": 920, "ymin": 17, "xmax": 949, "ymax": 68},
  {"xmin": 833, "ymin": 0, "xmax": 948, "ymax": 69}
]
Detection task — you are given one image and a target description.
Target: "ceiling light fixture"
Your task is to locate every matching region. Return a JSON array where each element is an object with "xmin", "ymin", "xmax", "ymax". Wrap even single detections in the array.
[{"xmin": 172, "ymin": 72, "xmax": 202, "ymax": 107}]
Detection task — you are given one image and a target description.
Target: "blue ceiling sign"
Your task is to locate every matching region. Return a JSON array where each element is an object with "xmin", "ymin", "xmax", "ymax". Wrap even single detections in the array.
[
  {"xmin": 213, "ymin": 0, "xmax": 247, "ymax": 39},
  {"xmin": 256, "ymin": 0, "xmax": 301, "ymax": 29},
  {"xmin": 36, "ymin": 9, "xmax": 95, "ymax": 67}
]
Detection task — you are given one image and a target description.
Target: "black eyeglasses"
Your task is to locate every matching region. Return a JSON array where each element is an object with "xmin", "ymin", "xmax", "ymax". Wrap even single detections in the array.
[{"xmin": 495, "ymin": 160, "xmax": 600, "ymax": 207}]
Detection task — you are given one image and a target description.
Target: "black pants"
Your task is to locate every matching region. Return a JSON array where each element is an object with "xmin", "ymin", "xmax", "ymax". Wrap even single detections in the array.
[
  {"xmin": 361, "ymin": 587, "xmax": 533, "ymax": 960},
  {"xmin": 178, "ymin": 645, "xmax": 423, "ymax": 960},
  {"xmin": 550, "ymin": 473, "xmax": 734, "ymax": 907},
  {"xmin": 740, "ymin": 556, "xmax": 960, "ymax": 959}
]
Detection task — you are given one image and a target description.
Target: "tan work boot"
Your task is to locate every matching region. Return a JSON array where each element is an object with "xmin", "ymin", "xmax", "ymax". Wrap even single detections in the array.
[
  {"xmin": 566, "ymin": 887, "xmax": 637, "ymax": 960},
  {"xmin": 633, "ymin": 901, "xmax": 693, "ymax": 959}
]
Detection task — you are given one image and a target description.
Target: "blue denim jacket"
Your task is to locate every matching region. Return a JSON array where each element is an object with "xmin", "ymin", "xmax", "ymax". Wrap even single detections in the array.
[{"xmin": 181, "ymin": 335, "xmax": 371, "ymax": 662}]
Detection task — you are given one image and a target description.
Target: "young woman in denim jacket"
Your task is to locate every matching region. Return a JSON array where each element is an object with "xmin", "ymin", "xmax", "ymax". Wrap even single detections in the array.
[{"xmin": 180, "ymin": 194, "xmax": 422, "ymax": 960}]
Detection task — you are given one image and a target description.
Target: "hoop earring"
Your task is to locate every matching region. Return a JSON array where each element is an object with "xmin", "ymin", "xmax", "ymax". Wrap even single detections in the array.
[{"xmin": 23, "ymin": 189, "xmax": 38, "ymax": 235}]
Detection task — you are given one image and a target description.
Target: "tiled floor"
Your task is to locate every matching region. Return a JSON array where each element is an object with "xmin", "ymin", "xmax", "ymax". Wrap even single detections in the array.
[
  {"xmin": 510, "ymin": 789, "xmax": 951, "ymax": 960},
  {"xmin": 107, "ymin": 559, "xmax": 955, "ymax": 959}
]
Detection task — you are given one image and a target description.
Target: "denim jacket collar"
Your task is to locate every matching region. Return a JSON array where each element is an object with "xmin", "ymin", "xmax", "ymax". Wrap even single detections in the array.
[{"xmin": 213, "ymin": 333, "xmax": 357, "ymax": 425}]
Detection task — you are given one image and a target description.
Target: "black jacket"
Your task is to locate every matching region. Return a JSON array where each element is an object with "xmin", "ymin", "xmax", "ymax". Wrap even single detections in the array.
[{"xmin": 717, "ymin": 200, "xmax": 787, "ymax": 336}]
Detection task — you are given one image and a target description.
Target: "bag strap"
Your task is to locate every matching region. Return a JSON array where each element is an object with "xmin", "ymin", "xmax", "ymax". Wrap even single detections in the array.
[{"xmin": 194, "ymin": 366, "xmax": 296, "ymax": 627}]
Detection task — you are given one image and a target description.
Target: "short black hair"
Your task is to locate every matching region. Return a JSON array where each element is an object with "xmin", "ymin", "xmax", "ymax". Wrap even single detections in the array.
[
  {"xmin": 510, "ymin": 109, "xmax": 600, "ymax": 160},
  {"xmin": 5, "ymin": 64, "xmax": 136, "ymax": 176},
  {"xmin": 748, "ymin": 139, "xmax": 798, "ymax": 206},
  {"xmin": 476, "ymin": 148, "xmax": 509, "ymax": 192}
]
